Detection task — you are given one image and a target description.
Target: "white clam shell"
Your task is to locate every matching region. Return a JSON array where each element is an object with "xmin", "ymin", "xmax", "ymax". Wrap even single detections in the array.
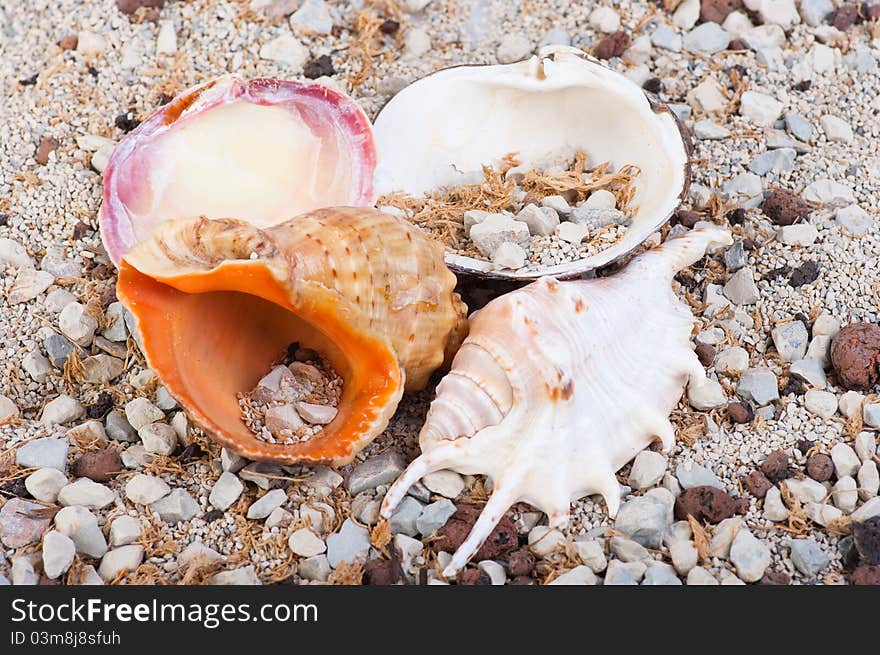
[
  {"xmin": 381, "ymin": 224, "xmax": 733, "ymax": 576},
  {"xmin": 373, "ymin": 45, "xmax": 691, "ymax": 279}
]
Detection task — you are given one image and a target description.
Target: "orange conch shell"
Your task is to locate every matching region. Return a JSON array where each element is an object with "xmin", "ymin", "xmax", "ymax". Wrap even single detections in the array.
[{"xmin": 116, "ymin": 208, "xmax": 468, "ymax": 466}]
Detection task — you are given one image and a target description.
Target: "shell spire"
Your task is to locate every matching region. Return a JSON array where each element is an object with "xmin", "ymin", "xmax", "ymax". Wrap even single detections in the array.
[
  {"xmin": 626, "ymin": 221, "xmax": 732, "ymax": 280},
  {"xmin": 381, "ymin": 224, "xmax": 732, "ymax": 576},
  {"xmin": 117, "ymin": 209, "xmax": 467, "ymax": 466}
]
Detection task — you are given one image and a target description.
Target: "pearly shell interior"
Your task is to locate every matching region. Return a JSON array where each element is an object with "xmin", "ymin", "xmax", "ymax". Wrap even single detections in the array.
[
  {"xmin": 100, "ymin": 76, "xmax": 376, "ymax": 265},
  {"xmin": 373, "ymin": 45, "xmax": 691, "ymax": 280}
]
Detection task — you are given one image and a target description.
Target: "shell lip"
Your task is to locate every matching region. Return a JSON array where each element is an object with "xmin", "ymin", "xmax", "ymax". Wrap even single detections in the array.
[
  {"xmin": 373, "ymin": 45, "xmax": 692, "ymax": 284},
  {"xmin": 117, "ymin": 254, "xmax": 403, "ymax": 467},
  {"xmin": 100, "ymin": 75, "xmax": 377, "ymax": 267}
]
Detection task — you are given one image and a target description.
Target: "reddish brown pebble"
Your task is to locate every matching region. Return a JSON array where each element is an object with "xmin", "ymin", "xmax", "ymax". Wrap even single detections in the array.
[
  {"xmin": 363, "ymin": 559, "xmax": 402, "ymax": 585},
  {"xmin": 86, "ymin": 392, "xmax": 114, "ymax": 420},
  {"xmin": 830, "ymin": 323, "xmax": 880, "ymax": 390},
  {"xmin": 675, "ymin": 209, "xmax": 701, "ymax": 228},
  {"xmin": 742, "ymin": 470, "xmax": 772, "ymax": 498},
  {"xmin": 674, "ymin": 486, "xmax": 738, "ymax": 523},
  {"xmin": 700, "ymin": 0, "xmax": 743, "ymax": 23},
  {"xmin": 432, "ymin": 504, "xmax": 517, "ymax": 561},
  {"xmin": 303, "ymin": 55, "xmax": 335, "ymax": 80},
  {"xmin": 789, "ymin": 260, "xmax": 819, "ymax": 288},
  {"xmin": 727, "ymin": 38, "xmax": 748, "ymax": 50},
  {"xmin": 178, "ymin": 443, "xmax": 206, "ymax": 464},
  {"xmin": 806, "ymin": 453, "xmax": 834, "ymax": 482},
  {"xmin": 760, "ymin": 449, "xmax": 791, "ymax": 482},
  {"xmin": 379, "ymin": 19, "xmax": 400, "ymax": 34},
  {"xmin": 642, "ymin": 77, "xmax": 663, "ymax": 94},
  {"xmin": 59, "ymin": 34, "xmax": 78, "ymax": 50},
  {"xmin": 796, "ymin": 439, "xmax": 813, "ymax": 454},
  {"xmin": 72, "ymin": 449, "xmax": 122, "ymax": 483},
  {"xmin": 727, "ymin": 402, "xmax": 753, "ymax": 424},
  {"xmin": 726, "ymin": 208, "xmax": 746, "ymax": 225},
  {"xmin": 35, "ymin": 137, "xmax": 59, "ymax": 166},
  {"xmin": 758, "ymin": 570, "xmax": 791, "ymax": 585},
  {"xmin": 457, "ymin": 568, "xmax": 490, "ymax": 585},
  {"xmin": 851, "ymin": 564, "xmax": 880, "ymax": 585},
  {"xmin": 2, "ymin": 478, "xmax": 29, "ymax": 498},
  {"xmin": 695, "ymin": 344, "xmax": 716, "ymax": 368},
  {"xmin": 39, "ymin": 576, "xmax": 62, "ymax": 585},
  {"xmin": 116, "ymin": 0, "xmax": 165, "ymax": 15},
  {"xmin": 510, "ymin": 575, "xmax": 536, "ymax": 585},
  {"xmin": 72, "ymin": 221, "xmax": 91, "ymax": 240},
  {"xmin": 594, "ymin": 31, "xmax": 630, "ymax": 60},
  {"xmin": 832, "ymin": 3, "xmax": 860, "ymax": 30},
  {"xmin": 853, "ymin": 517, "xmax": 880, "ymax": 565},
  {"xmin": 762, "ymin": 189, "xmax": 811, "ymax": 226},
  {"xmin": 507, "ymin": 549, "xmax": 535, "ymax": 577}
]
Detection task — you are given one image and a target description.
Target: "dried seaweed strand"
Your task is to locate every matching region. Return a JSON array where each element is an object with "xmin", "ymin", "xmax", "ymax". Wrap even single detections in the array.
[{"xmin": 378, "ymin": 152, "xmax": 640, "ymax": 260}]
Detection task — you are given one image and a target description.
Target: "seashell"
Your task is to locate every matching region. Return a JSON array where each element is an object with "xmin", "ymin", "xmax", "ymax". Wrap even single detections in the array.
[
  {"xmin": 373, "ymin": 45, "xmax": 691, "ymax": 281},
  {"xmin": 380, "ymin": 224, "xmax": 732, "ymax": 575},
  {"xmin": 100, "ymin": 76, "xmax": 376, "ymax": 265},
  {"xmin": 116, "ymin": 208, "xmax": 467, "ymax": 466}
]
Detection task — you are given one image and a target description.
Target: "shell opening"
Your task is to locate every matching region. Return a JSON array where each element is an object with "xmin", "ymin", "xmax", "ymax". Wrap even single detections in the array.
[{"xmin": 116, "ymin": 258, "xmax": 402, "ymax": 465}]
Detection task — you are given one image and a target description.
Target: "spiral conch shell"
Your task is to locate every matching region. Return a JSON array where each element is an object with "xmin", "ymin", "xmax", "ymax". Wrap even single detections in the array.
[
  {"xmin": 380, "ymin": 224, "xmax": 733, "ymax": 575},
  {"xmin": 116, "ymin": 208, "xmax": 467, "ymax": 466}
]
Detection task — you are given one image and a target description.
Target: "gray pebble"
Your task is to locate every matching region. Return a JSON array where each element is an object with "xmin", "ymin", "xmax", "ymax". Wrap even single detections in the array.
[
  {"xmin": 44, "ymin": 333, "xmax": 76, "ymax": 368},
  {"xmin": 298, "ymin": 554, "xmax": 331, "ymax": 581},
  {"xmin": 784, "ymin": 112, "xmax": 814, "ymax": 142},
  {"xmin": 723, "ymin": 267, "xmax": 761, "ymax": 305},
  {"xmin": 675, "ymin": 462, "xmax": 724, "ymax": 490},
  {"xmin": 105, "ymin": 410, "xmax": 138, "ymax": 443},
  {"xmin": 326, "ymin": 518, "xmax": 371, "ymax": 568},
  {"xmin": 748, "ymin": 148, "xmax": 796, "ymax": 176},
  {"xmin": 683, "ymin": 23, "xmax": 730, "ymax": 55},
  {"xmin": 539, "ymin": 28, "xmax": 571, "ymax": 48},
  {"xmin": 651, "ymin": 25, "xmax": 682, "ymax": 52},
  {"xmin": 609, "ymin": 536, "xmax": 651, "ymax": 562},
  {"xmin": 151, "ymin": 488, "xmax": 200, "ymax": 524},
  {"xmin": 729, "ymin": 528, "xmax": 771, "ymax": 582},
  {"xmin": 614, "ymin": 496, "xmax": 670, "ymax": 548},
  {"xmin": 603, "ymin": 560, "xmax": 646, "ymax": 585},
  {"xmin": 789, "ymin": 538, "xmax": 829, "ymax": 577},
  {"xmin": 771, "ymin": 320, "xmax": 809, "ymax": 362},
  {"xmin": 667, "ymin": 103, "xmax": 691, "ymax": 122},
  {"xmin": 642, "ymin": 562, "xmax": 682, "ymax": 585},
  {"xmin": 723, "ymin": 240, "xmax": 747, "ymax": 272},
  {"xmin": 346, "ymin": 450, "xmax": 406, "ymax": 496},
  {"xmin": 389, "ymin": 496, "xmax": 424, "ymax": 537},
  {"xmin": 16, "ymin": 437, "xmax": 68, "ymax": 471},
  {"xmin": 736, "ymin": 367, "xmax": 780, "ymax": 405},
  {"xmin": 415, "ymin": 499, "xmax": 456, "ymax": 536}
]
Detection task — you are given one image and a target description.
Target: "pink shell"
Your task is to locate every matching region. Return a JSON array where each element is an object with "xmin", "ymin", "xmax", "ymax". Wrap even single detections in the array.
[{"xmin": 100, "ymin": 76, "xmax": 377, "ymax": 265}]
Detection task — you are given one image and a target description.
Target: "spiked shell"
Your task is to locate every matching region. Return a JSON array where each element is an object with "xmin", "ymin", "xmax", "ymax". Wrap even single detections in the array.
[
  {"xmin": 116, "ymin": 208, "xmax": 468, "ymax": 466},
  {"xmin": 380, "ymin": 224, "xmax": 733, "ymax": 575}
]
